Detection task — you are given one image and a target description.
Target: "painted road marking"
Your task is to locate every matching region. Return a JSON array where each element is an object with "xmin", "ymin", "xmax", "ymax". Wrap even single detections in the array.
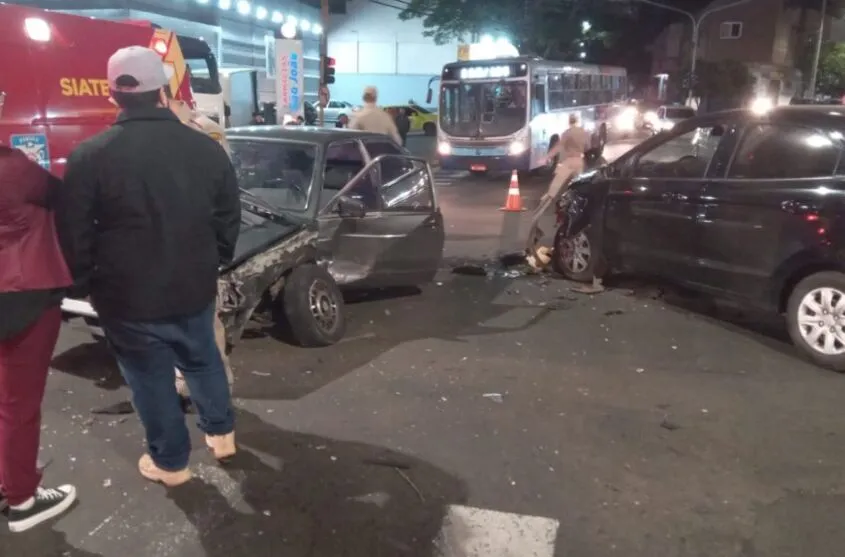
[
  {"xmin": 434, "ymin": 504, "xmax": 559, "ymax": 557},
  {"xmin": 434, "ymin": 170, "xmax": 469, "ymax": 188}
]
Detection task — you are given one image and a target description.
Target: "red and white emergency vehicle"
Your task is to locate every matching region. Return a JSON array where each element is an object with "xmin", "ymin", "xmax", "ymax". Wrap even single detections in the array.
[{"xmin": 0, "ymin": 3, "xmax": 199, "ymax": 177}]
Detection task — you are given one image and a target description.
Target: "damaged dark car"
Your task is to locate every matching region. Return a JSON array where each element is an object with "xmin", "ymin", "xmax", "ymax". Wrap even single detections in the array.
[
  {"xmin": 62, "ymin": 127, "xmax": 446, "ymax": 348},
  {"xmin": 550, "ymin": 106, "xmax": 845, "ymax": 371}
]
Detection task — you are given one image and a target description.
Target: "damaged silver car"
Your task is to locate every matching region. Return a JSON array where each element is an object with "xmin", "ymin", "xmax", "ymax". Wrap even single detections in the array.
[{"xmin": 62, "ymin": 127, "xmax": 446, "ymax": 348}]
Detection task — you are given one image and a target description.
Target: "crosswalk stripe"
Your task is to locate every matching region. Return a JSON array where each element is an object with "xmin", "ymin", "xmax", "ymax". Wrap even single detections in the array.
[
  {"xmin": 435, "ymin": 505, "xmax": 559, "ymax": 556},
  {"xmin": 434, "ymin": 171, "xmax": 468, "ymax": 188}
]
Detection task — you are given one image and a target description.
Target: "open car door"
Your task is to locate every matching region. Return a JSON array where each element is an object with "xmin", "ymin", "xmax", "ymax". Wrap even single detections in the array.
[{"xmin": 318, "ymin": 154, "xmax": 444, "ymax": 288}]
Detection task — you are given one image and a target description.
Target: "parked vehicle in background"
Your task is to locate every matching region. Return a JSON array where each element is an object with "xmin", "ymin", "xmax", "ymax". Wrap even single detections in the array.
[
  {"xmin": 62, "ymin": 128, "xmax": 446, "ymax": 347},
  {"xmin": 317, "ymin": 100, "xmax": 358, "ymax": 124},
  {"xmin": 384, "ymin": 103, "xmax": 439, "ymax": 136},
  {"xmin": 552, "ymin": 105, "xmax": 845, "ymax": 371},
  {"xmin": 429, "ymin": 56, "xmax": 627, "ymax": 174},
  {"xmin": 643, "ymin": 105, "xmax": 696, "ymax": 134}
]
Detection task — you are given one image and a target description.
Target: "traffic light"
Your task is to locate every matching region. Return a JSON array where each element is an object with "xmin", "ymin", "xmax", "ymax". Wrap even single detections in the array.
[{"xmin": 321, "ymin": 55, "xmax": 336, "ymax": 84}]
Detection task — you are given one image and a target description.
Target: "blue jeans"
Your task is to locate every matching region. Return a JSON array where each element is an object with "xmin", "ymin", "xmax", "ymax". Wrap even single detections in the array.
[{"xmin": 102, "ymin": 303, "xmax": 234, "ymax": 471}]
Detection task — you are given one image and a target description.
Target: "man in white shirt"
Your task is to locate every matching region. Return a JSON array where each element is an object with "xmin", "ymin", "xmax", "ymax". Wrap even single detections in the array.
[{"xmin": 349, "ymin": 86, "xmax": 402, "ymax": 144}]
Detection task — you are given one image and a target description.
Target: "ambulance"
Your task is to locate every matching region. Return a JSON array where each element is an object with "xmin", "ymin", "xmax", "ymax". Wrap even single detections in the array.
[{"xmin": 0, "ymin": 3, "xmax": 201, "ymax": 177}]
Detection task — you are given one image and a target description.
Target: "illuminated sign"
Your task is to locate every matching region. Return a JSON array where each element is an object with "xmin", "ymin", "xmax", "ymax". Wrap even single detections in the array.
[
  {"xmin": 459, "ymin": 66, "xmax": 511, "ymax": 80},
  {"xmin": 275, "ymin": 39, "xmax": 304, "ymax": 118}
]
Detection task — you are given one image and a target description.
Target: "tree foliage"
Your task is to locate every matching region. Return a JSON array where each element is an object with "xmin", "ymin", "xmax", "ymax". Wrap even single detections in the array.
[
  {"xmin": 397, "ymin": 0, "xmax": 635, "ymax": 60},
  {"xmin": 815, "ymin": 42, "xmax": 845, "ymax": 96}
]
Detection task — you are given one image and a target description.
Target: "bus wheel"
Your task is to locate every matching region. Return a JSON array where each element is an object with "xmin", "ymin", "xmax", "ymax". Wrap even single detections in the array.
[{"xmin": 545, "ymin": 138, "xmax": 559, "ymax": 175}]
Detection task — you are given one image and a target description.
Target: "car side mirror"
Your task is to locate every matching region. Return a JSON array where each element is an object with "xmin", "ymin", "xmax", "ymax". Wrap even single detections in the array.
[
  {"xmin": 337, "ymin": 195, "xmax": 366, "ymax": 218},
  {"xmin": 425, "ymin": 89, "xmax": 433, "ymax": 104}
]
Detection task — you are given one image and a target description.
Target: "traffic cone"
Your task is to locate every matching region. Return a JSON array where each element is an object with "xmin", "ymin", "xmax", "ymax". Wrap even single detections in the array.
[{"xmin": 499, "ymin": 170, "xmax": 526, "ymax": 212}]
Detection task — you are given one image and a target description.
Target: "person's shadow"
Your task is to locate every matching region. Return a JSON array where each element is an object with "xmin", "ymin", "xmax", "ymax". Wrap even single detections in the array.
[
  {"xmin": 0, "ymin": 521, "xmax": 104, "ymax": 557},
  {"xmin": 167, "ymin": 408, "xmax": 467, "ymax": 556}
]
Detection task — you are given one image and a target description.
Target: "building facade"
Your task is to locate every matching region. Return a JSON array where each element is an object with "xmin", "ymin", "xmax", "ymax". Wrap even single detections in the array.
[
  {"xmin": 326, "ymin": 0, "xmax": 461, "ymax": 106},
  {"xmin": 650, "ymin": 0, "xmax": 845, "ymax": 104},
  {"xmin": 8, "ymin": 0, "xmax": 322, "ymax": 101}
]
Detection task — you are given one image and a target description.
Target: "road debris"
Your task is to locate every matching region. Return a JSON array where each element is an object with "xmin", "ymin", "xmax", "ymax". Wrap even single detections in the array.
[
  {"xmin": 660, "ymin": 416, "xmax": 680, "ymax": 431},
  {"xmin": 103, "ymin": 478, "xmax": 112, "ymax": 488},
  {"xmin": 571, "ymin": 277, "xmax": 605, "ymax": 295},
  {"xmin": 91, "ymin": 401, "xmax": 134, "ymax": 415},
  {"xmin": 483, "ymin": 393, "xmax": 504, "ymax": 403},
  {"xmin": 604, "ymin": 309, "xmax": 625, "ymax": 316},
  {"xmin": 250, "ymin": 370, "xmax": 271, "ymax": 377},
  {"xmin": 395, "ymin": 468, "xmax": 425, "ymax": 502}
]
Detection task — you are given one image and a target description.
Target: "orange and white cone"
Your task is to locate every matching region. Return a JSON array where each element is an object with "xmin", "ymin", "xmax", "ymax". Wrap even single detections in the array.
[{"xmin": 499, "ymin": 170, "xmax": 526, "ymax": 212}]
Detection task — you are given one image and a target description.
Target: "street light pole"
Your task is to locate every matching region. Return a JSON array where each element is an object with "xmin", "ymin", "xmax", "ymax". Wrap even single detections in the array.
[
  {"xmin": 808, "ymin": 0, "xmax": 828, "ymax": 98},
  {"xmin": 318, "ymin": 0, "xmax": 329, "ymax": 127},
  {"xmin": 638, "ymin": 0, "xmax": 752, "ymax": 106}
]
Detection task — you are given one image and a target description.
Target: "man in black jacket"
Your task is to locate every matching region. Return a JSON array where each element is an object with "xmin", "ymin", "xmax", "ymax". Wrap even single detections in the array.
[{"xmin": 56, "ymin": 46, "xmax": 241, "ymax": 487}]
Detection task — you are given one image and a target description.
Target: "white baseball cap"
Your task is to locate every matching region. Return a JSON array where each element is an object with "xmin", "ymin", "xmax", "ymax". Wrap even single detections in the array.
[{"xmin": 107, "ymin": 46, "xmax": 174, "ymax": 93}]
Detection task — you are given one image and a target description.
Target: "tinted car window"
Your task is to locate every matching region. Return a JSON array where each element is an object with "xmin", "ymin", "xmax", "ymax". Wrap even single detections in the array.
[
  {"xmin": 230, "ymin": 140, "xmax": 315, "ymax": 211},
  {"xmin": 323, "ymin": 140, "xmax": 378, "ymax": 210},
  {"xmin": 366, "ymin": 140, "xmax": 413, "ymax": 184},
  {"xmin": 635, "ymin": 126, "xmax": 725, "ymax": 179},
  {"xmin": 664, "ymin": 107, "xmax": 695, "ymax": 119},
  {"xmin": 728, "ymin": 124, "xmax": 841, "ymax": 179},
  {"xmin": 381, "ymin": 159, "xmax": 434, "ymax": 212}
]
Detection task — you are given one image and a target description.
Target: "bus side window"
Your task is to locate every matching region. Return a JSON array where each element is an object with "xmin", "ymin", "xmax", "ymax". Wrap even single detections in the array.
[
  {"xmin": 548, "ymin": 73, "xmax": 565, "ymax": 110},
  {"xmin": 533, "ymin": 79, "xmax": 546, "ymax": 116}
]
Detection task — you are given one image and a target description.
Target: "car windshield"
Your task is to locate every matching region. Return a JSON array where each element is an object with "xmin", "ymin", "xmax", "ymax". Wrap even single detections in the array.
[
  {"xmin": 665, "ymin": 107, "xmax": 695, "ymax": 119},
  {"xmin": 440, "ymin": 81, "xmax": 527, "ymax": 137},
  {"xmin": 229, "ymin": 140, "xmax": 317, "ymax": 212}
]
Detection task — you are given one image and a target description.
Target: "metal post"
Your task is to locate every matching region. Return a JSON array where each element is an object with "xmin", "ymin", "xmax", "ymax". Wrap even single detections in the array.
[
  {"xmin": 319, "ymin": 0, "xmax": 329, "ymax": 127},
  {"xmin": 808, "ymin": 0, "xmax": 828, "ymax": 98}
]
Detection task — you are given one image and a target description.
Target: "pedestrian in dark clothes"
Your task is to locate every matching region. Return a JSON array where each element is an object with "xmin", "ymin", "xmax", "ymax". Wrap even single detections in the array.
[
  {"xmin": 395, "ymin": 107, "xmax": 411, "ymax": 146},
  {"xmin": 56, "ymin": 46, "xmax": 241, "ymax": 487},
  {"xmin": 0, "ymin": 145, "xmax": 77, "ymax": 533}
]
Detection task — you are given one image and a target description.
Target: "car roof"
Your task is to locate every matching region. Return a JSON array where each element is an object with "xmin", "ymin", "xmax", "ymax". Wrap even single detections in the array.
[
  {"xmin": 226, "ymin": 126, "xmax": 388, "ymax": 144},
  {"xmin": 691, "ymin": 105, "xmax": 845, "ymax": 129}
]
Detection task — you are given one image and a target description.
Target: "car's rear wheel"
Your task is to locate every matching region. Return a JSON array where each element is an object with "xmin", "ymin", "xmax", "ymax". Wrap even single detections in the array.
[
  {"xmin": 552, "ymin": 224, "xmax": 606, "ymax": 282},
  {"xmin": 423, "ymin": 122, "xmax": 436, "ymax": 136},
  {"xmin": 283, "ymin": 264, "xmax": 346, "ymax": 347},
  {"xmin": 787, "ymin": 271, "xmax": 845, "ymax": 371}
]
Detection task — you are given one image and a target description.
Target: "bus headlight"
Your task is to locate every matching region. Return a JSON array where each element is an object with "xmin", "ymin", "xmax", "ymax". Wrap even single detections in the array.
[
  {"xmin": 437, "ymin": 141, "xmax": 451, "ymax": 155},
  {"xmin": 508, "ymin": 140, "xmax": 527, "ymax": 155}
]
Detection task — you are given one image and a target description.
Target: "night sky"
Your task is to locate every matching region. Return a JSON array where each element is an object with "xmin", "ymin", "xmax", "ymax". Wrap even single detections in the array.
[{"xmin": 608, "ymin": 0, "xmax": 713, "ymax": 73}]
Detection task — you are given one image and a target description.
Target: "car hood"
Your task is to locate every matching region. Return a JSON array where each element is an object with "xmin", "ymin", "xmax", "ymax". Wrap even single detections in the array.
[{"xmin": 227, "ymin": 210, "xmax": 308, "ymax": 271}]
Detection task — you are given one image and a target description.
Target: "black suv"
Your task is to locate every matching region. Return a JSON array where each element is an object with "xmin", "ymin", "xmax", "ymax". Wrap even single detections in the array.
[{"xmin": 553, "ymin": 106, "xmax": 845, "ymax": 371}]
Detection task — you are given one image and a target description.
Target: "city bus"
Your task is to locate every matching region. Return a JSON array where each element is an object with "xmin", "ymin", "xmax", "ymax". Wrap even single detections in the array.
[{"xmin": 428, "ymin": 56, "xmax": 627, "ymax": 173}]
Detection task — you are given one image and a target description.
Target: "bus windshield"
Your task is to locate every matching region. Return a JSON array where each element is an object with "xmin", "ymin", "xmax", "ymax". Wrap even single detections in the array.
[
  {"xmin": 179, "ymin": 36, "xmax": 222, "ymax": 95},
  {"xmin": 440, "ymin": 81, "xmax": 527, "ymax": 138}
]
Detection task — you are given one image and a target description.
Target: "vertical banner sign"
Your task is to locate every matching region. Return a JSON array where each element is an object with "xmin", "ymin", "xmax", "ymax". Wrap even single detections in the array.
[{"xmin": 275, "ymin": 38, "xmax": 304, "ymax": 119}]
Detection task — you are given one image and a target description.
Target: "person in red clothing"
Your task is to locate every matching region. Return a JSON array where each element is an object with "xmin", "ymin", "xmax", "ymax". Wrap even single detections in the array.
[{"xmin": 0, "ymin": 145, "xmax": 77, "ymax": 532}]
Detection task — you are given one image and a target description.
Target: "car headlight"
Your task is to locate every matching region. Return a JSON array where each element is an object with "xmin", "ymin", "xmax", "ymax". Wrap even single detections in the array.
[
  {"xmin": 508, "ymin": 140, "xmax": 526, "ymax": 155},
  {"xmin": 437, "ymin": 141, "xmax": 451, "ymax": 155}
]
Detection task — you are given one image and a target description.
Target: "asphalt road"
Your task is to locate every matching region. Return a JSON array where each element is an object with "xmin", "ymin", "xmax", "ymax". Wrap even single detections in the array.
[{"xmin": 7, "ymin": 135, "xmax": 845, "ymax": 557}]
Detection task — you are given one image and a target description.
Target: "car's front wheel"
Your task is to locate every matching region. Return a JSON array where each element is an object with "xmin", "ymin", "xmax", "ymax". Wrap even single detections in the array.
[
  {"xmin": 787, "ymin": 271, "xmax": 845, "ymax": 371},
  {"xmin": 552, "ymin": 225, "xmax": 605, "ymax": 282},
  {"xmin": 283, "ymin": 264, "xmax": 346, "ymax": 347}
]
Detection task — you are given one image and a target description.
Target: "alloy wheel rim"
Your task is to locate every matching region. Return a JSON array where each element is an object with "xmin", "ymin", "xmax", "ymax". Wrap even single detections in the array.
[
  {"xmin": 797, "ymin": 287, "xmax": 845, "ymax": 356},
  {"xmin": 308, "ymin": 280, "xmax": 338, "ymax": 332},
  {"xmin": 559, "ymin": 232, "xmax": 591, "ymax": 274}
]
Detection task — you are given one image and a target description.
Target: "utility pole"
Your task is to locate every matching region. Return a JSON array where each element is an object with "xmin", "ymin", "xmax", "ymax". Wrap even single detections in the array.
[
  {"xmin": 638, "ymin": 0, "xmax": 752, "ymax": 106},
  {"xmin": 808, "ymin": 0, "xmax": 828, "ymax": 98},
  {"xmin": 319, "ymin": 0, "xmax": 329, "ymax": 126}
]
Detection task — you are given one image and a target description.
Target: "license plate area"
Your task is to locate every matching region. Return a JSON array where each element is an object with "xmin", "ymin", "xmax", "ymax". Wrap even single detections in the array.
[{"xmin": 470, "ymin": 164, "xmax": 487, "ymax": 172}]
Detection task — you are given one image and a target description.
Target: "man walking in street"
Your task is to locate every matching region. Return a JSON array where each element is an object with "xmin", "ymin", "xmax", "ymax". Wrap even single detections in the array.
[
  {"xmin": 0, "ymin": 145, "xmax": 77, "ymax": 532},
  {"xmin": 529, "ymin": 113, "xmax": 591, "ymax": 242},
  {"xmin": 395, "ymin": 107, "xmax": 411, "ymax": 147},
  {"xmin": 56, "ymin": 46, "xmax": 241, "ymax": 487},
  {"xmin": 349, "ymin": 86, "xmax": 402, "ymax": 144}
]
